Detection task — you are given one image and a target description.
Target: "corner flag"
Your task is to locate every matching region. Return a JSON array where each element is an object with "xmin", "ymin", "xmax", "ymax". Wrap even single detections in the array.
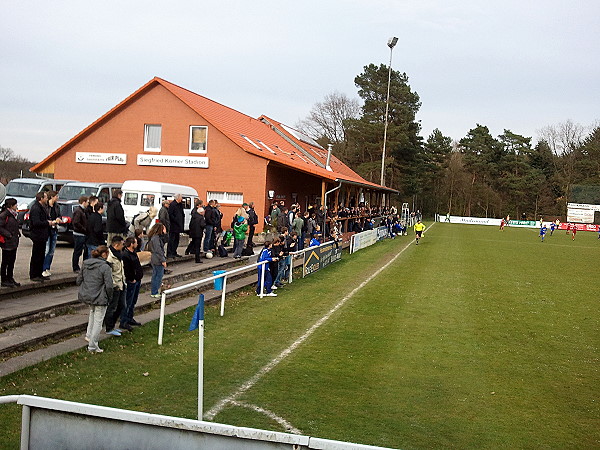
[{"xmin": 189, "ymin": 294, "xmax": 205, "ymax": 331}]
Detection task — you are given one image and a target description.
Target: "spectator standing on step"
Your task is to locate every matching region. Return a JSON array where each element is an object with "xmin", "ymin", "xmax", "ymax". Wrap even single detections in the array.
[
  {"xmin": 233, "ymin": 216, "xmax": 248, "ymax": 258},
  {"xmin": 0, "ymin": 198, "xmax": 21, "ymax": 288},
  {"xmin": 188, "ymin": 205, "xmax": 205, "ymax": 263},
  {"xmin": 86, "ymin": 202, "xmax": 105, "ymax": 254},
  {"xmin": 42, "ymin": 190, "xmax": 62, "ymax": 278},
  {"xmin": 167, "ymin": 194, "xmax": 184, "ymax": 258},
  {"xmin": 247, "ymin": 202, "xmax": 258, "ymax": 247},
  {"xmin": 77, "ymin": 245, "xmax": 113, "ymax": 353},
  {"xmin": 105, "ymin": 235, "xmax": 126, "ymax": 336},
  {"xmin": 148, "ymin": 223, "xmax": 167, "ymax": 298},
  {"xmin": 292, "ymin": 212, "xmax": 304, "ymax": 250},
  {"xmin": 106, "ymin": 189, "xmax": 128, "ymax": 243},
  {"xmin": 158, "ymin": 199, "xmax": 171, "ymax": 240},
  {"xmin": 121, "ymin": 236, "xmax": 143, "ymax": 330},
  {"xmin": 203, "ymin": 200, "xmax": 218, "ymax": 254},
  {"xmin": 72, "ymin": 196, "xmax": 89, "ymax": 273},
  {"xmin": 29, "ymin": 192, "xmax": 52, "ymax": 282}
]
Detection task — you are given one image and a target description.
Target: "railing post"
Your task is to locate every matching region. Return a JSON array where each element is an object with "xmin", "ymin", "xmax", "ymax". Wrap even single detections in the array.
[
  {"xmin": 158, "ymin": 292, "xmax": 167, "ymax": 345},
  {"xmin": 220, "ymin": 275, "xmax": 228, "ymax": 317},
  {"xmin": 259, "ymin": 261, "xmax": 265, "ymax": 298}
]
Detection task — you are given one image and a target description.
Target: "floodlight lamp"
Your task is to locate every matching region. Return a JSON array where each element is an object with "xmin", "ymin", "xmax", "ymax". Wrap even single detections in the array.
[{"xmin": 387, "ymin": 37, "xmax": 398, "ymax": 49}]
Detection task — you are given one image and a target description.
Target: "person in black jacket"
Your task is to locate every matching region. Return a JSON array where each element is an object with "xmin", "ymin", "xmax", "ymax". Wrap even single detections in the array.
[
  {"xmin": 106, "ymin": 189, "xmax": 128, "ymax": 243},
  {"xmin": 120, "ymin": 237, "xmax": 144, "ymax": 329},
  {"xmin": 247, "ymin": 202, "xmax": 258, "ymax": 247},
  {"xmin": 0, "ymin": 198, "xmax": 22, "ymax": 287},
  {"xmin": 203, "ymin": 200, "xmax": 217, "ymax": 254},
  {"xmin": 72, "ymin": 196, "xmax": 89, "ymax": 273},
  {"xmin": 167, "ymin": 194, "xmax": 185, "ymax": 258},
  {"xmin": 29, "ymin": 192, "xmax": 52, "ymax": 282},
  {"xmin": 42, "ymin": 191, "xmax": 62, "ymax": 278},
  {"xmin": 188, "ymin": 206, "xmax": 205, "ymax": 263},
  {"xmin": 87, "ymin": 202, "xmax": 105, "ymax": 253}
]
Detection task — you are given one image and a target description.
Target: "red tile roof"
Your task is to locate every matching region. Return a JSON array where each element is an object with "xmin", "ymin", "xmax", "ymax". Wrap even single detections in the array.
[{"xmin": 31, "ymin": 77, "xmax": 394, "ymax": 192}]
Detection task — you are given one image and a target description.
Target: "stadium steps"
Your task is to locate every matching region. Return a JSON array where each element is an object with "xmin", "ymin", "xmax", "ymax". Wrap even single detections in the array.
[{"xmin": 0, "ymin": 254, "xmax": 258, "ymax": 359}]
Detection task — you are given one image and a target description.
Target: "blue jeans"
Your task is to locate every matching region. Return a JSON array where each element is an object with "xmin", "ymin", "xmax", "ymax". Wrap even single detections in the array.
[
  {"xmin": 203, "ymin": 225, "xmax": 214, "ymax": 252},
  {"xmin": 151, "ymin": 265, "xmax": 164, "ymax": 295},
  {"xmin": 256, "ymin": 265, "xmax": 273, "ymax": 294},
  {"xmin": 43, "ymin": 230, "xmax": 58, "ymax": 271},
  {"xmin": 72, "ymin": 234, "xmax": 88, "ymax": 271},
  {"xmin": 87, "ymin": 244, "xmax": 98, "ymax": 256},
  {"xmin": 298, "ymin": 232, "xmax": 306, "ymax": 250},
  {"xmin": 121, "ymin": 280, "xmax": 141, "ymax": 325},
  {"xmin": 233, "ymin": 238, "xmax": 245, "ymax": 257}
]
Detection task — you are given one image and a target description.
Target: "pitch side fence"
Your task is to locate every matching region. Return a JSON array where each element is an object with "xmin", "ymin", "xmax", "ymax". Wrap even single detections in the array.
[
  {"xmin": 0, "ymin": 395, "xmax": 395, "ymax": 449},
  {"xmin": 157, "ymin": 240, "xmax": 343, "ymax": 345}
]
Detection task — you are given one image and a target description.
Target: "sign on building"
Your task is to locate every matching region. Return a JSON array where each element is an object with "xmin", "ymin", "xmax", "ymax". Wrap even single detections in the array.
[{"xmin": 76, "ymin": 152, "xmax": 127, "ymax": 165}]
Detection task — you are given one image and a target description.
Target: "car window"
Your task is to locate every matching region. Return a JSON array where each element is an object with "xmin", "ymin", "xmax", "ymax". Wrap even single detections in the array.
[
  {"xmin": 59, "ymin": 185, "xmax": 97, "ymax": 201},
  {"xmin": 141, "ymin": 194, "xmax": 155, "ymax": 207},
  {"xmin": 124, "ymin": 193, "xmax": 138, "ymax": 205},
  {"xmin": 182, "ymin": 197, "xmax": 192, "ymax": 209},
  {"xmin": 98, "ymin": 188, "xmax": 110, "ymax": 204},
  {"xmin": 42, "ymin": 184, "xmax": 53, "ymax": 192},
  {"xmin": 6, "ymin": 182, "xmax": 40, "ymax": 197}
]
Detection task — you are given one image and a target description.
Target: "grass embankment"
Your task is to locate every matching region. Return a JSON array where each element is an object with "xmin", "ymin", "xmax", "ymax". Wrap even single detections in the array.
[{"xmin": 1, "ymin": 224, "xmax": 598, "ymax": 449}]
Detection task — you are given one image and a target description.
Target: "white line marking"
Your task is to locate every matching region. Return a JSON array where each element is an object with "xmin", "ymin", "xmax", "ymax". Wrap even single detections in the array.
[
  {"xmin": 230, "ymin": 401, "xmax": 302, "ymax": 434},
  {"xmin": 204, "ymin": 228, "xmax": 427, "ymax": 421}
]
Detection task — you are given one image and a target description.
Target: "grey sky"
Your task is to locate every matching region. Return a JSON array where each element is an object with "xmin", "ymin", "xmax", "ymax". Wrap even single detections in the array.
[{"xmin": 1, "ymin": 0, "xmax": 598, "ymax": 162}]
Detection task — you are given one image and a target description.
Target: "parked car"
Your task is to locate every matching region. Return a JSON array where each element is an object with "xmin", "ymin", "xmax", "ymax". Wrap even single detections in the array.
[
  {"xmin": 121, "ymin": 180, "xmax": 198, "ymax": 232},
  {"xmin": 4, "ymin": 178, "xmax": 75, "ymax": 225},
  {"xmin": 58, "ymin": 181, "xmax": 122, "ymax": 204}
]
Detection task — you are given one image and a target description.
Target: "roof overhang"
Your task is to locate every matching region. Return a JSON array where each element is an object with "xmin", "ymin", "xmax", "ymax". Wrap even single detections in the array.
[{"xmin": 335, "ymin": 178, "xmax": 399, "ymax": 194}]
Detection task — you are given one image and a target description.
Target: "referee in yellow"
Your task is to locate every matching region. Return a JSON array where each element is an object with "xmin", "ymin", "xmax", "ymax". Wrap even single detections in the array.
[{"xmin": 414, "ymin": 219, "xmax": 426, "ymax": 245}]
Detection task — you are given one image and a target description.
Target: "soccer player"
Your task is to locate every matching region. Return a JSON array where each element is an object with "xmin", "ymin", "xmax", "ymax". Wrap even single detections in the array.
[
  {"xmin": 571, "ymin": 224, "xmax": 577, "ymax": 240},
  {"xmin": 550, "ymin": 222, "xmax": 555, "ymax": 236},
  {"xmin": 414, "ymin": 220, "xmax": 426, "ymax": 245},
  {"xmin": 499, "ymin": 218, "xmax": 505, "ymax": 231},
  {"xmin": 539, "ymin": 223, "xmax": 547, "ymax": 242}
]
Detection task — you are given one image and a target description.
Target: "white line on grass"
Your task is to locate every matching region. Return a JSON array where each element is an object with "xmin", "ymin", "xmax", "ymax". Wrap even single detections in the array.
[
  {"xmin": 204, "ymin": 226, "xmax": 430, "ymax": 421},
  {"xmin": 230, "ymin": 401, "xmax": 302, "ymax": 434}
]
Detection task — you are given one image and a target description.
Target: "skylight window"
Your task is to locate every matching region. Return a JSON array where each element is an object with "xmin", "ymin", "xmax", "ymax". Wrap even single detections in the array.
[
  {"xmin": 240, "ymin": 135, "xmax": 262, "ymax": 150},
  {"xmin": 257, "ymin": 140, "xmax": 277, "ymax": 155}
]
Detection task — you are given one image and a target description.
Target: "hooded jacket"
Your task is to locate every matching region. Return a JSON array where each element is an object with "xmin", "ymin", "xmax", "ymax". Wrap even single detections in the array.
[
  {"xmin": 76, "ymin": 257, "xmax": 113, "ymax": 306},
  {"xmin": 106, "ymin": 245, "xmax": 125, "ymax": 289},
  {"xmin": 0, "ymin": 209, "xmax": 20, "ymax": 251},
  {"xmin": 106, "ymin": 196, "xmax": 127, "ymax": 234}
]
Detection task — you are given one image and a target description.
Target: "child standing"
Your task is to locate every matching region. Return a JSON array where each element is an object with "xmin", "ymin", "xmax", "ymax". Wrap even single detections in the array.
[
  {"xmin": 256, "ymin": 240, "xmax": 278, "ymax": 297},
  {"xmin": 233, "ymin": 216, "xmax": 248, "ymax": 259}
]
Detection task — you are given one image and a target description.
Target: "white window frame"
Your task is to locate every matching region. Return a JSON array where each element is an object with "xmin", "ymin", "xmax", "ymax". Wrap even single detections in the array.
[
  {"xmin": 189, "ymin": 126, "xmax": 208, "ymax": 153},
  {"xmin": 207, "ymin": 191, "xmax": 244, "ymax": 205},
  {"xmin": 144, "ymin": 124, "xmax": 162, "ymax": 152}
]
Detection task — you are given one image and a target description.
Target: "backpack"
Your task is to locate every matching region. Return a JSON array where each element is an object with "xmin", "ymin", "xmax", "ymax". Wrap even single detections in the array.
[
  {"xmin": 217, "ymin": 244, "xmax": 228, "ymax": 257},
  {"xmin": 241, "ymin": 244, "xmax": 254, "ymax": 256}
]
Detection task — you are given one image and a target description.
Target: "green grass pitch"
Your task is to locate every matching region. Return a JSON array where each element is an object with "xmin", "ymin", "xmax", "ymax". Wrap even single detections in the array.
[{"xmin": 1, "ymin": 223, "xmax": 598, "ymax": 449}]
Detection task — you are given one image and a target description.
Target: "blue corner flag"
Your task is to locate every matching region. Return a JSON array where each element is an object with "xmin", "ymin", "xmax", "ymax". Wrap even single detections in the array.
[{"xmin": 189, "ymin": 294, "xmax": 205, "ymax": 331}]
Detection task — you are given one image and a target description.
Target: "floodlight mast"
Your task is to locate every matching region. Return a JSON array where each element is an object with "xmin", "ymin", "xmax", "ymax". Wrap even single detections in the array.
[{"xmin": 380, "ymin": 36, "xmax": 398, "ymax": 207}]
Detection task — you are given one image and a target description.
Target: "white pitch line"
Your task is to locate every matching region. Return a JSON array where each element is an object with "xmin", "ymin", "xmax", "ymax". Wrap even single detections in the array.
[
  {"xmin": 204, "ymin": 226, "xmax": 429, "ymax": 421},
  {"xmin": 230, "ymin": 401, "xmax": 302, "ymax": 435}
]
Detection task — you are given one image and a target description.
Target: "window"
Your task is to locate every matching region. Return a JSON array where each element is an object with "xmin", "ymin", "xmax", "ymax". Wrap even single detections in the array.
[
  {"xmin": 189, "ymin": 126, "xmax": 208, "ymax": 153},
  {"xmin": 124, "ymin": 193, "xmax": 138, "ymax": 206},
  {"xmin": 140, "ymin": 194, "xmax": 155, "ymax": 207},
  {"xmin": 181, "ymin": 196, "xmax": 192, "ymax": 209},
  {"xmin": 144, "ymin": 124, "xmax": 162, "ymax": 152},
  {"xmin": 98, "ymin": 188, "xmax": 110, "ymax": 204},
  {"xmin": 207, "ymin": 191, "xmax": 243, "ymax": 205}
]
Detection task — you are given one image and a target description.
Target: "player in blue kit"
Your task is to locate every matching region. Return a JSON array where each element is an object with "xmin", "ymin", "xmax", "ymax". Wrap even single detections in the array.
[{"xmin": 539, "ymin": 223, "xmax": 547, "ymax": 242}]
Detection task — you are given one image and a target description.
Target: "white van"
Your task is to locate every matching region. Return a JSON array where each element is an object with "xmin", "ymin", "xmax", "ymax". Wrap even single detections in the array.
[{"xmin": 121, "ymin": 180, "xmax": 199, "ymax": 232}]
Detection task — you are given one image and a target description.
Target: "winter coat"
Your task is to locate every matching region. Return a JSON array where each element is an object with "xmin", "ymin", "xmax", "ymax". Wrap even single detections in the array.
[
  {"xmin": 247, "ymin": 208, "xmax": 258, "ymax": 226},
  {"xmin": 47, "ymin": 202, "xmax": 61, "ymax": 232},
  {"xmin": 188, "ymin": 210, "xmax": 205, "ymax": 239},
  {"xmin": 106, "ymin": 197, "xmax": 127, "ymax": 234},
  {"xmin": 149, "ymin": 234, "xmax": 166, "ymax": 267},
  {"xmin": 87, "ymin": 211, "xmax": 105, "ymax": 246},
  {"xmin": 76, "ymin": 257, "xmax": 113, "ymax": 306},
  {"xmin": 123, "ymin": 248, "xmax": 143, "ymax": 282},
  {"xmin": 233, "ymin": 222, "xmax": 248, "ymax": 240},
  {"xmin": 158, "ymin": 206, "xmax": 170, "ymax": 233},
  {"xmin": 29, "ymin": 200, "xmax": 50, "ymax": 242},
  {"xmin": 168, "ymin": 200, "xmax": 185, "ymax": 233},
  {"xmin": 0, "ymin": 209, "xmax": 20, "ymax": 251},
  {"xmin": 106, "ymin": 246, "xmax": 125, "ymax": 289},
  {"xmin": 292, "ymin": 217, "xmax": 304, "ymax": 235},
  {"xmin": 72, "ymin": 205, "xmax": 88, "ymax": 235},
  {"xmin": 204, "ymin": 206, "xmax": 218, "ymax": 227}
]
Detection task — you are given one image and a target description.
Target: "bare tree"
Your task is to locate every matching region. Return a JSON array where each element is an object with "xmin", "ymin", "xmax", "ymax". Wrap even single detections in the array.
[{"xmin": 296, "ymin": 91, "xmax": 360, "ymax": 144}]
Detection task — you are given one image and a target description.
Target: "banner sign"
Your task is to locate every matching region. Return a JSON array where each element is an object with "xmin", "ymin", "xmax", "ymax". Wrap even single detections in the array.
[
  {"xmin": 350, "ymin": 229, "xmax": 377, "ymax": 254},
  {"xmin": 376, "ymin": 226, "xmax": 388, "ymax": 241},
  {"xmin": 445, "ymin": 216, "xmax": 502, "ymax": 226},
  {"xmin": 567, "ymin": 209, "xmax": 594, "ymax": 223},
  {"xmin": 567, "ymin": 203, "xmax": 600, "ymax": 211},
  {"xmin": 558, "ymin": 223, "xmax": 599, "ymax": 232},
  {"xmin": 76, "ymin": 152, "xmax": 127, "ymax": 165},
  {"xmin": 303, "ymin": 242, "xmax": 342, "ymax": 277},
  {"xmin": 137, "ymin": 154, "xmax": 209, "ymax": 168},
  {"xmin": 508, "ymin": 220, "xmax": 536, "ymax": 226}
]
